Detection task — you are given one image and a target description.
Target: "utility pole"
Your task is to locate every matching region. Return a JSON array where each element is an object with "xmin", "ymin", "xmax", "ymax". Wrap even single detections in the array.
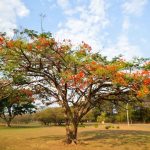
[
  {"xmin": 40, "ymin": 13, "xmax": 46, "ymax": 33},
  {"xmin": 126, "ymin": 65, "xmax": 132, "ymax": 126},
  {"xmin": 126, "ymin": 102, "xmax": 130, "ymax": 126}
]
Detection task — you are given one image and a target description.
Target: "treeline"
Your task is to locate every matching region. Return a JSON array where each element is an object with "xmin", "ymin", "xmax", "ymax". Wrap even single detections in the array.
[{"xmin": 1, "ymin": 105, "xmax": 149, "ymax": 126}]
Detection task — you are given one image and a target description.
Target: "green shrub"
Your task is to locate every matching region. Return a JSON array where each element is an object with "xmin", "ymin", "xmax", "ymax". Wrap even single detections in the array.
[
  {"xmin": 105, "ymin": 125, "xmax": 111, "ymax": 129},
  {"xmin": 116, "ymin": 126, "xmax": 120, "ymax": 129},
  {"xmin": 94, "ymin": 124, "xmax": 99, "ymax": 128}
]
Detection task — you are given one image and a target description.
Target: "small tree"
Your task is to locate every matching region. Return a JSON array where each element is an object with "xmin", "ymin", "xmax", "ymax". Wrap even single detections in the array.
[
  {"xmin": 35, "ymin": 109, "xmax": 52, "ymax": 126},
  {"xmin": 0, "ymin": 84, "xmax": 35, "ymax": 127},
  {"xmin": 81, "ymin": 110, "xmax": 95, "ymax": 123},
  {"xmin": 35, "ymin": 107, "xmax": 65, "ymax": 126},
  {"xmin": 97, "ymin": 112, "xmax": 107, "ymax": 124},
  {"xmin": 12, "ymin": 114, "xmax": 34, "ymax": 124}
]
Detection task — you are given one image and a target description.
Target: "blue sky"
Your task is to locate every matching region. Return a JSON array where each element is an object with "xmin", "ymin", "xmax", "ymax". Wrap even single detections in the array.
[{"xmin": 0, "ymin": 0, "xmax": 150, "ymax": 60}]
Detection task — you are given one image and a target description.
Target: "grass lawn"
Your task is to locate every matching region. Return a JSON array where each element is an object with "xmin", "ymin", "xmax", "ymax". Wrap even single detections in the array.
[{"xmin": 0, "ymin": 124, "xmax": 150, "ymax": 150}]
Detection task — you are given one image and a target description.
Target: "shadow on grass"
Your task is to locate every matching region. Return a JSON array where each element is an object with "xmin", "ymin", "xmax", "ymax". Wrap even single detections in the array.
[
  {"xmin": 0, "ymin": 125, "xmax": 43, "ymax": 130},
  {"xmin": 80, "ymin": 129, "xmax": 150, "ymax": 147},
  {"xmin": 28, "ymin": 135, "xmax": 65, "ymax": 141}
]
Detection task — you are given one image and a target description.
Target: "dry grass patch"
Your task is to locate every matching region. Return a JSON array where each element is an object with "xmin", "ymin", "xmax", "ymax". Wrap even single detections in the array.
[{"xmin": 0, "ymin": 124, "xmax": 150, "ymax": 150}]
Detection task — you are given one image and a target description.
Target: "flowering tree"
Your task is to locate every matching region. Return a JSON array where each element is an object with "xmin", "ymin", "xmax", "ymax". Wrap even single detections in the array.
[
  {"xmin": 0, "ymin": 82, "xmax": 35, "ymax": 127},
  {"xmin": 0, "ymin": 30, "xmax": 149, "ymax": 143}
]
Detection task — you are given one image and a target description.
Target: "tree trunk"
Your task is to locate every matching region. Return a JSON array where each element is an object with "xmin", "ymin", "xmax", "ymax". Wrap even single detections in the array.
[
  {"xmin": 63, "ymin": 105, "xmax": 79, "ymax": 144},
  {"xmin": 65, "ymin": 122, "xmax": 78, "ymax": 144},
  {"xmin": 6, "ymin": 120, "xmax": 11, "ymax": 127}
]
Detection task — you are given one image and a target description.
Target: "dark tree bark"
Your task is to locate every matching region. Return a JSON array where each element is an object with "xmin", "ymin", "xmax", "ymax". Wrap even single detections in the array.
[
  {"xmin": 64, "ymin": 107, "xmax": 79, "ymax": 144},
  {"xmin": 65, "ymin": 120, "xmax": 78, "ymax": 144},
  {"xmin": 6, "ymin": 119, "xmax": 11, "ymax": 127}
]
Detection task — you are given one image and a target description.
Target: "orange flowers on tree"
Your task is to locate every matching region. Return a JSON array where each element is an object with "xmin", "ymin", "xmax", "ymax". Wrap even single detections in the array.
[{"xmin": 0, "ymin": 29, "xmax": 149, "ymax": 143}]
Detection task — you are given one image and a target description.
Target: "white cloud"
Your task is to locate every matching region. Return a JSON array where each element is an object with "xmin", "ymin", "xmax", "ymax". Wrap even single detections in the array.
[
  {"xmin": 102, "ymin": 35, "xmax": 142, "ymax": 60},
  {"xmin": 55, "ymin": 0, "xmax": 147, "ymax": 60},
  {"xmin": 122, "ymin": 0, "xmax": 148, "ymax": 16},
  {"xmin": 57, "ymin": 0, "xmax": 70, "ymax": 9},
  {"xmin": 56, "ymin": 0, "xmax": 109, "ymax": 51},
  {"xmin": 121, "ymin": 0, "xmax": 148, "ymax": 32},
  {"xmin": 122, "ymin": 17, "xmax": 130, "ymax": 31},
  {"xmin": 117, "ymin": 0, "xmax": 148, "ymax": 60},
  {"xmin": 0, "ymin": 0, "xmax": 29, "ymax": 36}
]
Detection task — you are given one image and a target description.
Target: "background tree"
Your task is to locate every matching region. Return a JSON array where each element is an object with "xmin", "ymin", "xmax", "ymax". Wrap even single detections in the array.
[
  {"xmin": 81, "ymin": 109, "xmax": 95, "ymax": 123},
  {"xmin": 35, "ymin": 108, "xmax": 53, "ymax": 126},
  {"xmin": 0, "ymin": 81, "xmax": 35, "ymax": 127},
  {"xmin": 35, "ymin": 107, "xmax": 65, "ymax": 126},
  {"xmin": 97, "ymin": 112, "xmax": 107, "ymax": 124},
  {"xmin": 12, "ymin": 114, "xmax": 34, "ymax": 124},
  {"xmin": 0, "ymin": 30, "xmax": 149, "ymax": 143}
]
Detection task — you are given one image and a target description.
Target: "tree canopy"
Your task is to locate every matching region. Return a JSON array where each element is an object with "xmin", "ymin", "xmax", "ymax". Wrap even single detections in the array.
[{"xmin": 0, "ymin": 80, "xmax": 35, "ymax": 127}]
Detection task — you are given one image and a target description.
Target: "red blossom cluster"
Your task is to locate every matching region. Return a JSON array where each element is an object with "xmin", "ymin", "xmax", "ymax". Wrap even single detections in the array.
[
  {"xmin": 38, "ymin": 37, "xmax": 50, "ymax": 46},
  {"xmin": 35, "ymin": 37, "xmax": 56, "ymax": 50},
  {"xmin": 71, "ymin": 71, "xmax": 85, "ymax": 83},
  {"xmin": 81, "ymin": 41, "xmax": 92, "ymax": 52},
  {"xmin": 27, "ymin": 43, "xmax": 32, "ymax": 51},
  {"xmin": 113, "ymin": 72, "xmax": 127, "ymax": 86},
  {"xmin": 20, "ymin": 89, "xmax": 33, "ymax": 97},
  {"xmin": 6, "ymin": 40, "xmax": 14, "ymax": 48},
  {"xmin": 143, "ymin": 78, "xmax": 150, "ymax": 85},
  {"xmin": 61, "ymin": 71, "xmax": 91, "ymax": 89},
  {"xmin": 0, "ymin": 36, "xmax": 4, "ymax": 45},
  {"xmin": 128, "ymin": 70, "xmax": 150, "ymax": 97},
  {"xmin": 137, "ymin": 85, "xmax": 149, "ymax": 97},
  {"xmin": 10, "ymin": 89, "xmax": 34, "ymax": 103},
  {"xmin": 106, "ymin": 65, "xmax": 117, "ymax": 73},
  {"xmin": 85, "ymin": 62, "xmax": 105, "ymax": 73}
]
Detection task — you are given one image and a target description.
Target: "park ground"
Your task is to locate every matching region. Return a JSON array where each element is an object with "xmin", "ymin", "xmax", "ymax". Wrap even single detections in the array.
[{"xmin": 0, "ymin": 124, "xmax": 150, "ymax": 150}]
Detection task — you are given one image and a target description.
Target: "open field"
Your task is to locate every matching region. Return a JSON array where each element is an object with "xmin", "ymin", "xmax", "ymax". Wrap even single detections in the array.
[{"xmin": 0, "ymin": 124, "xmax": 150, "ymax": 150}]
